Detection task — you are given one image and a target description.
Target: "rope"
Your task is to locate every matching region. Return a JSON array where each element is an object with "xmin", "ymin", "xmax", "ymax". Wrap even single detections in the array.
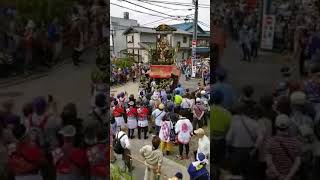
[{"xmin": 128, "ymin": 154, "xmax": 170, "ymax": 179}]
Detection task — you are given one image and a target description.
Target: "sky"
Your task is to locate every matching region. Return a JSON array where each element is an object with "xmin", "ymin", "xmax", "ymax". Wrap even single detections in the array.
[{"xmin": 110, "ymin": 0, "xmax": 210, "ymax": 31}]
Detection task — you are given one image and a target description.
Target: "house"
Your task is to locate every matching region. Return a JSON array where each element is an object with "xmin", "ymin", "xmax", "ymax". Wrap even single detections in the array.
[
  {"xmin": 170, "ymin": 22, "xmax": 210, "ymax": 58},
  {"xmin": 123, "ymin": 26, "xmax": 192, "ymax": 63},
  {"xmin": 111, "ymin": 12, "xmax": 138, "ymax": 58}
]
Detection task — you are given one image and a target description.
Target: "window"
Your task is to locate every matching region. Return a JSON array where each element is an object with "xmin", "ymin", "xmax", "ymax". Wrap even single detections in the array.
[
  {"xmin": 177, "ymin": 41, "xmax": 181, "ymax": 48},
  {"xmin": 183, "ymin": 36, "xmax": 187, "ymax": 43},
  {"xmin": 127, "ymin": 35, "xmax": 133, "ymax": 43}
]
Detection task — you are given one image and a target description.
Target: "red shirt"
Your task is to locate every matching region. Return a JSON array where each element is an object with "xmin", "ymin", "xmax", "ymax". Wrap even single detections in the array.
[
  {"xmin": 8, "ymin": 141, "xmax": 45, "ymax": 174},
  {"xmin": 126, "ymin": 107, "xmax": 137, "ymax": 117},
  {"xmin": 112, "ymin": 105, "xmax": 124, "ymax": 117},
  {"xmin": 54, "ymin": 144, "xmax": 87, "ymax": 174},
  {"xmin": 137, "ymin": 107, "xmax": 149, "ymax": 118},
  {"xmin": 87, "ymin": 144, "xmax": 108, "ymax": 177}
]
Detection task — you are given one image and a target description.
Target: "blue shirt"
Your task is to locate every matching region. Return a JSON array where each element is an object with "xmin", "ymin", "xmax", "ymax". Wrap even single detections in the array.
[
  {"xmin": 212, "ymin": 81, "xmax": 236, "ymax": 110},
  {"xmin": 187, "ymin": 163, "xmax": 209, "ymax": 180},
  {"xmin": 175, "ymin": 87, "xmax": 185, "ymax": 96}
]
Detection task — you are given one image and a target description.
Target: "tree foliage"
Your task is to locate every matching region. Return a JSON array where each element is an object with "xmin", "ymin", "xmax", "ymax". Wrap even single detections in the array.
[
  {"xmin": 112, "ymin": 57, "xmax": 135, "ymax": 69},
  {"xmin": 13, "ymin": 0, "xmax": 74, "ymax": 25}
]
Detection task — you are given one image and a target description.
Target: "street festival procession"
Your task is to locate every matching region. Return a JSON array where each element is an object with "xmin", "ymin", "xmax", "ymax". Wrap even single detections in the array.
[
  {"xmin": 110, "ymin": 23, "xmax": 210, "ymax": 180},
  {"xmin": 0, "ymin": 0, "xmax": 109, "ymax": 180}
]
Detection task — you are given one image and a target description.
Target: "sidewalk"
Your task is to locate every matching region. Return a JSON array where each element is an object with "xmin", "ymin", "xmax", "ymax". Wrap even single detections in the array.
[
  {"xmin": 112, "ymin": 137, "xmax": 190, "ymax": 179},
  {"xmin": 0, "ymin": 46, "xmax": 96, "ymax": 88}
]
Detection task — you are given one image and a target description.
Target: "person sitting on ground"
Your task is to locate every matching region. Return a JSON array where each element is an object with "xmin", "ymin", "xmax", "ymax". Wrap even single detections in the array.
[{"xmin": 187, "ymin": 152, "xmax": 210, "ymax": 180}]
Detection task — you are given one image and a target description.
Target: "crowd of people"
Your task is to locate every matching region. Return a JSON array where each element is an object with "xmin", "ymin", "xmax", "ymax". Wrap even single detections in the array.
[
  {"xmin": 110, "ymin": 63, "xmax": 142, "ymax": 86},
  {"xmin": 211, "ymin": 64, "xmax": 320, "ymax": 180},
  {"xmin": 0, "ymin": 0, "xmax": 107, "ymax": 77},
  {"xmin": 110, "ymin": 72, "xmax": 211, "ymax": 179},
  {"xmin": 0, "ymin": 92, "xmax": 109, "ymax": 180}
]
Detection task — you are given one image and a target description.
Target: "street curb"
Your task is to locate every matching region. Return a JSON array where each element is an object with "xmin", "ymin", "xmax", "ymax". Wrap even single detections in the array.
[
  {"xmin": 0, "ymin": 46, "xmax": 96, "ymax": 88},
  {"xmin": 0, "ymin": 59, "xmax": 70, "ymax": 89}
]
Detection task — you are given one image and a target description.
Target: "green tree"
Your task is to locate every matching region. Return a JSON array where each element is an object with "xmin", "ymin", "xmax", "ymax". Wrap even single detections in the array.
[{"xmin": 14, "ymin": 0, "xmax": 74, "ymax": 25}]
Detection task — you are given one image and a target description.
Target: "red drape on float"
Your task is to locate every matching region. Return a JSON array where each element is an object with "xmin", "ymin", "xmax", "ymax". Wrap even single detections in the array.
[{"xmin": 149, "ymin": 65, "xmax": 180, "ymax": 79}]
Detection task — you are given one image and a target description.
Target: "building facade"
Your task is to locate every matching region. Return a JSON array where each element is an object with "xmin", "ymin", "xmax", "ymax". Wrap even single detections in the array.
[
  {"xmin": 111, "ymin": 12, "xmax": 138, "ymax": 58},
  {"xmin": 123, "ymin": 26, "xmax": 191, "ymax": 63}
]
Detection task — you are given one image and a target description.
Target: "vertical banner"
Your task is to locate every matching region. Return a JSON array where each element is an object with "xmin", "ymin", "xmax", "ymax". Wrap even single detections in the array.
[
  {"xmin": 260, "ymin": 15, "xmax": 275, "ymax": 50},
  {"xmin": 191, "ymin": 39, "xmax": 197, "ymax": 78}
]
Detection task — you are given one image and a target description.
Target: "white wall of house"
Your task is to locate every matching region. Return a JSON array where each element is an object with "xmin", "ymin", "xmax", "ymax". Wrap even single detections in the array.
[
  {"xmin": 126, "ymin": 33, "xmax": 141, "ymax": 49},
  {"xmin": 111, "ymin": 16, "xmax": 138, "ymax": 58},
  {"xmin": 172, "ymin": 33, "xmax": 191, "ymax": 48},
  {"xmin": 141, "ymin": 49, "xmax": 149, "ymax": 63},
  {"xmin": 140, "ymin": 33, "xmax": 156, "ymax": 43}
]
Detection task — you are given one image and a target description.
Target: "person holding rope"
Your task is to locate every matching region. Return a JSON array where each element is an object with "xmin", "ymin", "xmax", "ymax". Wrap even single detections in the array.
[{"xmin": 139, "ymin": 136, "xmax": 163, "ymax": 180}]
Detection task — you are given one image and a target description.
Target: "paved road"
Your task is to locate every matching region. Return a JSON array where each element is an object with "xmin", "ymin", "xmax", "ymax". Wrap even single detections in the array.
[
  {"xmin": 0, "ymin": 48, "xmax": 97, "ymax": 118},
  {"xmin": 220, "ymin": 40, "xmax": 299, "ymax": 99}
]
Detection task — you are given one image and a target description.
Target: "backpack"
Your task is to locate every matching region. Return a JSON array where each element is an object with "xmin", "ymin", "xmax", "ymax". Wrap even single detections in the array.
[{"xmin": 113, "ymin": 133, "xmax": 126, "ymax": 154}]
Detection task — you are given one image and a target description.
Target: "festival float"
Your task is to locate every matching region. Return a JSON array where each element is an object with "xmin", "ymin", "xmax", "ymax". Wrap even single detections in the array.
[{"xmin": 140, "ymin": 24, "xmax": 181, "ymax": 92}]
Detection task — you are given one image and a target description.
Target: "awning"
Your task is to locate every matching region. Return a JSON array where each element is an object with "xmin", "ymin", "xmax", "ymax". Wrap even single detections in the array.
[{"xmin": 149, "ymin": 65, "xmax": 180, "ymax": 78}]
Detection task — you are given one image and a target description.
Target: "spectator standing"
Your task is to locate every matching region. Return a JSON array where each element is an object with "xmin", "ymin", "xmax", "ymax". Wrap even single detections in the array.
[
  {"xmin": 193, "ymin": 128, "xmax": 210, "ymax": 160},
  {"xmin": 151, "ymin": 104, "xmax": 166, "ymax": 136},
  {"xmin": 210, "ymin": 90, "xmax": 232, "ymax": 168},
  {"xmin": 175, "ymin": 116, "xmax": 193, "ymax": 160},
  {"xmin": 192, "ymin": 98, "xmax": 206, "ymax": 129},
  {"xmin": 159, "ymin": 114, "xmax": 173, "ymax": 155},
  {"xmin": 226, "ymin": 105, "xmax": 259, "ymax": 178},
  {"xmin": 265, "ymin": 114, "xmax": 302, "ymax": 180},
  {"xmin": 140, "ymin": 136, "xmax": 163, "ymax": 180}
]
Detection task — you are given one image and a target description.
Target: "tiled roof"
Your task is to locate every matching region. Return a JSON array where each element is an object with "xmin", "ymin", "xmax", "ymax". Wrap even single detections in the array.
[
  {"xmin": 170, "ymin": 22, "xmax": 194, "ymax": 31},
  {"xmin": 123, "ymin": 26, "xmax": 191, "ymax": 35}
]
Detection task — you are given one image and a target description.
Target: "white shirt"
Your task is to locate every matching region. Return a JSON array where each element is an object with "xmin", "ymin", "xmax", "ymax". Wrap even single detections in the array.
[
  {"xmin": 226, "ymin": 115, "xmax": 258, "ymax": 148},
  {"xmin": 152, "ymin": 109, "xmax": 166, "ymax": 126},
  {"xmin": 175, "ymin": 118, "xmax": 193, "ymax": 144},
  {"xmin": 197, "ymin": 135, "xmax": 210, "ymax": 157},
  {"xmin": 117, "ymin": 131, "xmax": 130, "ymax": 150},
  {"xmin": 181, "ymin": 98, "xmax": 193, "ymax": 109}
]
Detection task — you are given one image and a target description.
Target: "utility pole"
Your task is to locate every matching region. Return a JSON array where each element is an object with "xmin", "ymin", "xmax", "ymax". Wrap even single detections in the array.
[{"xmin": 191, "ymin": 0, "xmax": 198, "ymax": 78}]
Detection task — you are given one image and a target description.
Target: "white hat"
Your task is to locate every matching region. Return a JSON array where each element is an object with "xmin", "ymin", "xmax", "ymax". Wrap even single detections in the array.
[
  {"xmin": 290, "ymin": 91, "xmax": 306, "ymax": 105},
  {"xmin": 196, "ymin": 98, "xmax": 201, "ymax": 102},
  {"xmin": 275, "ymin": 114, "xmax": 290, "ymax": 129},
  {"xmin": 58, "ymin": 125, "xmax": 76, "ymax": 137},
  {"xmin": 201, "ymin": 90, "xmax": 206, "ymax": 95}
]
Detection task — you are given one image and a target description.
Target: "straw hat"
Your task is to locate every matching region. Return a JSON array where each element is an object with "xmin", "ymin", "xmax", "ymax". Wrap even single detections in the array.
[
  {"xmin": 194, "ymin": 128, "xmax": 205, "ymax": 135},
  {"xmin": 158, "ymin": 103, "xmax": 164, "ymax": 110}
]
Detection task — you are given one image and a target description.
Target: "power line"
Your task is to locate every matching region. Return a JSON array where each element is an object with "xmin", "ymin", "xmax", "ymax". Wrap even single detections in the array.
[
  {"xmin": 111, "ymin": 3, "xmax": 173, "ymax": 19},
  {"xmin": 132, "ymin": 0, "xmax": 195, "ymax": 10},
  {"xmin": 141, "ymin": 17, "xmax": 170, "ymax": 26},
  {"xmin": 121, "ymin": 0, "xmax": 177, "ymax": 17},
  {"xmin": 133, "ymin": 0, "xmax": 210, "ymax": 8}
]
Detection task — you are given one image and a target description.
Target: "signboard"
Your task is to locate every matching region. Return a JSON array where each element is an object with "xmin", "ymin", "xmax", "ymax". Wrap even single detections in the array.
[
  {"xmin": 192, "ymin": 66, "xmax": 197, "ymax": 78},
  {"xmin": 260, "ymin": 15, "xmax": 275, "ymax": 50},
  {"xmin": 192, "ymin": 40, "xmax": 197, "ymax": 46},
  {"xmin": 191, "ymin": 39, "xmax": 197, "ymax": 78}
]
